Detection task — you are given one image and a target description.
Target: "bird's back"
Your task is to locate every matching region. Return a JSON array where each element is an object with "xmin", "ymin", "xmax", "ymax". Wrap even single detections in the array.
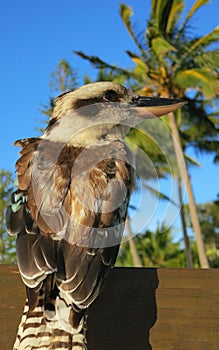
[{"xmin": 6, "ymin": 136, "xmax": 135, "ymax": 349}]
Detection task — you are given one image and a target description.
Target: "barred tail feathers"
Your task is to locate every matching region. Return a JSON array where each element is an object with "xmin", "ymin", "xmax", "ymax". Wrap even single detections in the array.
[{"xmin": 13, "ymin": 291, "xmax": 87, "ymax": 350}]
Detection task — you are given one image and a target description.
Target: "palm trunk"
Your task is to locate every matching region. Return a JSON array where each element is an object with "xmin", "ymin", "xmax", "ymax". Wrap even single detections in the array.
[
  {"xmin": 125, "ymin": 217, "xmax": 143, "ymax": 267},
  {"xmin": 177, "ymin": 177, "xmax": 193, "ymax": 268},
  {"xmin": 168, "ymin": 112, "xmax": 209, "ymax": 268}
]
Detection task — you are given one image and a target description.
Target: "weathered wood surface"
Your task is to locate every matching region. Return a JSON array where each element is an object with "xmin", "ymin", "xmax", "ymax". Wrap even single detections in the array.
[{"xmin": 0, "ymin": 265, "xmax": 218, "ymax": 350}]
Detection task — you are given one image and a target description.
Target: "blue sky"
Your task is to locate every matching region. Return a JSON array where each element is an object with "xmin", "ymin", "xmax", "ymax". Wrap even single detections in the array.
[{"xmin": 1, "ymin": 0, "xmax": 219, "ymax": 235}]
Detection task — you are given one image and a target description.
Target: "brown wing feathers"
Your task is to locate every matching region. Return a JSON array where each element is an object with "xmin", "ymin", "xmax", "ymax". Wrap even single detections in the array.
[{"xmin": 7, "ymin": 137, "xmax": 134, "ymax": 334}]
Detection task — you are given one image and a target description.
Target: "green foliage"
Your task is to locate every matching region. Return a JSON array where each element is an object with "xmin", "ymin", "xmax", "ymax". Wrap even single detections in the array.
[
  {"xmin": 185, "ymin": 197, "xmax": 219, "ymax": 267},
  {"xmin": 38, "ymin": 59, "xmax": 79, "ymax": 130},
  {"xmin": 117, "ymin": 226, "xmax": 190, "ymax": 268},
  {"xmin": 151, "ymin": 36, "xmax": 176, "ymax": 58},
  {"xmin": 150, "ymin": 0, "xmax": 185, "ymax": 40},
  {"xmin": 173, "ymin": 68, "xmax": 219, "ymax": 99},
  {"xmin": 49, "ymin": 59, "xmax": 79, "ymax": 93},
  {"xmin": 126, "ymin": 118, "xmax": 179, "ymax": 179},
  {"xmin": 0, "ymin": 170, "xmax": 16, "ymax": 264},
  {"xmin": 74, "ymin": 50, "xmax": 136, "ymax": 86},
  {"xmin": 74, "ymin": 0, "xmax": 219, "ymax": 142},
  {"xmin": 183, "ymin": 0, "xmax": 210, "ymax": 23},
  {"xmin": 73, "ymin": 0, "xmax": 219, "ymax": 268}
]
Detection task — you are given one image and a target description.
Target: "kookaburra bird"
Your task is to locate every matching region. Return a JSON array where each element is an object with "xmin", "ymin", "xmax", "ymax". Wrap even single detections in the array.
[{"xmin": 6, "ymin": 82, "xmax": 184, "ymax": 350}]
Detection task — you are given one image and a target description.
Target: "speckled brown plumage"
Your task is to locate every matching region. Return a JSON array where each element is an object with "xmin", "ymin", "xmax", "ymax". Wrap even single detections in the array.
[{"xmin": 6, "ymin": 81, "xmax": 184, "ymax": 349}]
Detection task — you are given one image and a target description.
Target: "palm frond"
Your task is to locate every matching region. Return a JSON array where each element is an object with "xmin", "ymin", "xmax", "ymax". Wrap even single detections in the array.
[
  {"xmin": 175, "ymin": 26, "xmax": 219, "ymax": 70},
  {"xmin": 142, "ymin": 182, "xmax": 179, "ymax": 207},
  {"xmin": 194, "ymin": 50, "xmax": 219, "ymax": 71},
  {"xmin": 120, "ymin": 4, "xmax": 146, "ymax": 56},
  {"xmin": 74, "ymin": 50, "xmax": 134, "ymax": 78},
  {"xmin": 184, "ymin": 0, "xmax": 210, "ymax": 24},
  {"xmin": 151, "ymin": 36, "xmax": 176, "ymax": 58},
  {"xmin": 166, "ymin": 0, "xmax": 184, "ymax": 34},
  {"xmin": 175, "ymin": 0, "xmax": 210, "ymax": 43},
  {"xmin": 173, "ymin": 68, "xmax": 219, "ymax": 99},
  {"xmin": 184, "ymin": 153, "xmax": 201, "ymax": 167}
]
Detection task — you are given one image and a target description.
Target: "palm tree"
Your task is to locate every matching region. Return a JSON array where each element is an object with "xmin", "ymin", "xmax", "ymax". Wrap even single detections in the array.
[
  {"xmin": 75, "ymin": 0, "xmax": 219, "ymax": 268},
  {"xmin": 117, "ymin": 225, "xmax": 189, "ymax": 268},
  {"xmin": 125, "ymin": 217, "xmax": 143, "ymax": 267}
]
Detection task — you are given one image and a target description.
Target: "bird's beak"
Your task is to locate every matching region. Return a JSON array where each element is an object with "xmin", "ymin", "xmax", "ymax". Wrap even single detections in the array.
[{"xmin": 131, "ymin": 96, "xmax": 186, "ymax": 118}]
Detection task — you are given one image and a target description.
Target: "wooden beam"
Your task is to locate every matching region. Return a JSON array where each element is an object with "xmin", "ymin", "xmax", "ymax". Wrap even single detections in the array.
[{"xmin": 1, "ymin": 265, "xmax": 219, "ymax": 350}]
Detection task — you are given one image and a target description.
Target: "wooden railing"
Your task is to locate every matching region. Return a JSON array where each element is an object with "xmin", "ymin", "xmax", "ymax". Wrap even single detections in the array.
[{"xmin": 0, "ymin": 265, "xmax": 218, "ymax": 349}]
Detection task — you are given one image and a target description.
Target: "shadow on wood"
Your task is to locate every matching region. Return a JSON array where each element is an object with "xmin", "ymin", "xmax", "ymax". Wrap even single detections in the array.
[
  {"xmin": 88, "ymin": 268, "xmax": 158, "ymax": 350},
  {"xmin": 0, "ymin": 265, "xmax": 219, "ymax": 350}
]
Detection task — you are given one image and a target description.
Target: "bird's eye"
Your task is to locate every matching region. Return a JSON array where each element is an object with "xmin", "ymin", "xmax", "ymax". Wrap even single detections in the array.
[{"xmin": 103, "ymin": 90, "xmax": 119, "ymax": 102}]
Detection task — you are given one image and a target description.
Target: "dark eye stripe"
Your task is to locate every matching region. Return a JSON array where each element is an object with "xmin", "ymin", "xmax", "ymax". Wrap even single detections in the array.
[{"xmin": 104, "ymin": 90, "xmax": 119, "ymax": 102}]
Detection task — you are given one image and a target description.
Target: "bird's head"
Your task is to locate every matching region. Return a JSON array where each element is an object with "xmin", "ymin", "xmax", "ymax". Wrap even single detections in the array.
[{"xmin": 43, "ymin": 81, "xmax": 185, "ymax": 146}]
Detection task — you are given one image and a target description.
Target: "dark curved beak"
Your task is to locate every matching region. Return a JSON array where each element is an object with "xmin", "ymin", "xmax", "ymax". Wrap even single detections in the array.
[{"xmin": 131, "ymin": 96, "xmax": 186, "ymax": 118}]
